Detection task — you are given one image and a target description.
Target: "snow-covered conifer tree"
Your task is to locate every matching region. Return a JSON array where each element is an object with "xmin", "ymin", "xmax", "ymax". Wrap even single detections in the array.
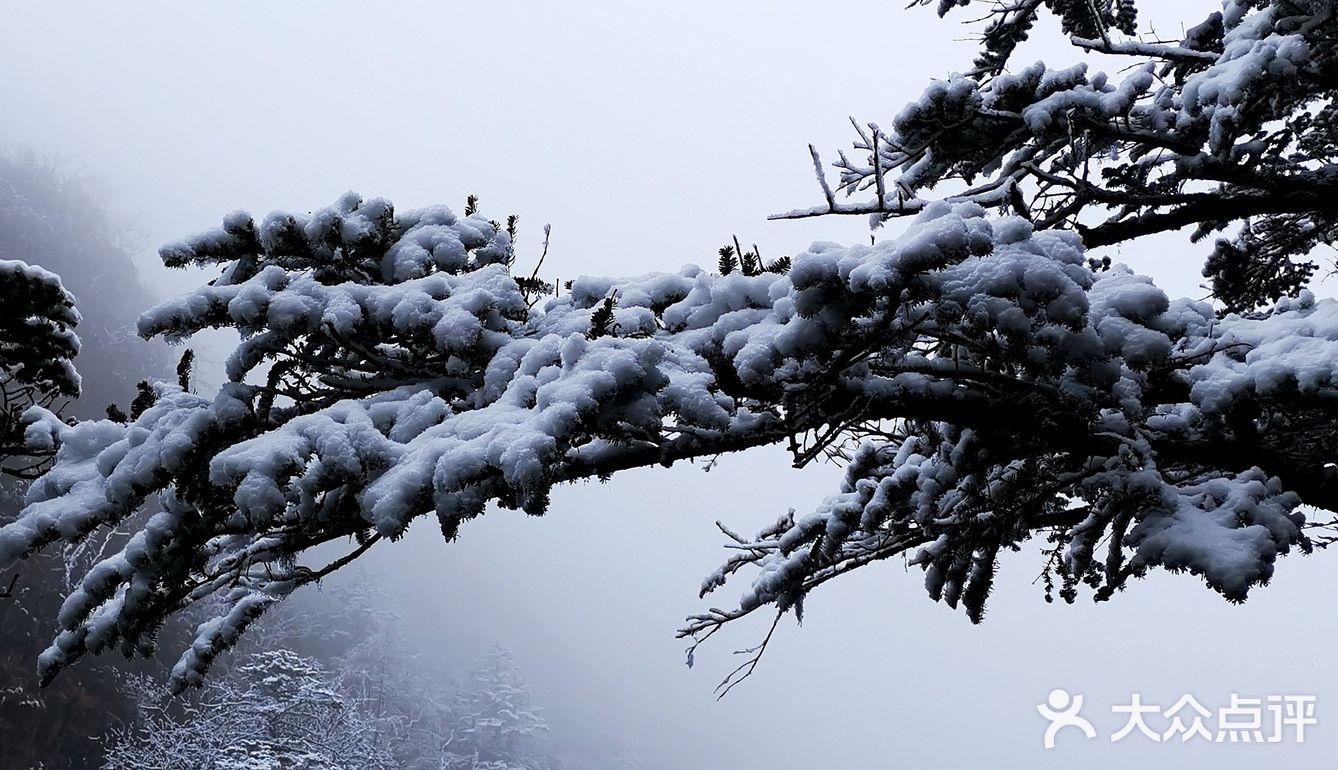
[
  {"xmin": 445, "ymin": 645, "xmax": 550, "ymax": 770},
  {"xmin": 3, "ymin": 1, "xmax": 1338, "ymax": 693},
  {"xmin": 0, "ymin": 258, "xmax": 79, "ymax": 479}
]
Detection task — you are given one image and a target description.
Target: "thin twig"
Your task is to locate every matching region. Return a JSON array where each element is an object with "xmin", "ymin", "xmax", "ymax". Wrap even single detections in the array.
[{"xmin": 713, "ymin": 611, "xmax": 783, "ymax": 700}]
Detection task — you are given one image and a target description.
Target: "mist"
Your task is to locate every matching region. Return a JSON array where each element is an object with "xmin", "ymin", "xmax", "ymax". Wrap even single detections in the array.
[{"xmin": 3, "ymin": 1, "xmax": 1336, "ymax": 767}]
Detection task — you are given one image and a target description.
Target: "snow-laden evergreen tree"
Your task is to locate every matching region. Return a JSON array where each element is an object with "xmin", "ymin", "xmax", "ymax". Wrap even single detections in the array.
[
  {"xmin": 305, "ymin": 582, "xmax": 467, "ymax": 769},
  {"xmin": 2, "ymin": 0, "xmax": 1338, "ymax": 693},
  {"xmin": 0, "ymin": 155, "xmax": 169, "ymax": 420},
  {"xmin": 0, "ymin": 257, "xmax": 79, "ymax": 479},
  {"xmin": 334, "ymin": 629, "xmax": 459, "ymax": 770},
  {"xmin": 444, "ymin": 645, "xmax": 550, "ymax": 770}
]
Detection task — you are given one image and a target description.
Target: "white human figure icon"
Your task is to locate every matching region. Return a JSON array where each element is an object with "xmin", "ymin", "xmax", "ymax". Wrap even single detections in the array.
[{"xmin": 1038, "ymin": 688, "xmax": 1097, "ymax": 749}]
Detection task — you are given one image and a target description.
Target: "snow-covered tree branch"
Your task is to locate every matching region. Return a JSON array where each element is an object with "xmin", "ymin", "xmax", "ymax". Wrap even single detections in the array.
[
  {"xmin": 2, "ymin": 186, "xmax": 1336, "ymax": 691},
  {"xmin": 780, "ymin": 0, "xmax": 1338, "ymax": 312}
]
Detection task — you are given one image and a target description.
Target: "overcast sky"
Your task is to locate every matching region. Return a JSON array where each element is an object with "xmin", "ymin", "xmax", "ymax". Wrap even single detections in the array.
[{"xmin": 3, "ymin": 2, "xmax": 1335, "ymax": 767}]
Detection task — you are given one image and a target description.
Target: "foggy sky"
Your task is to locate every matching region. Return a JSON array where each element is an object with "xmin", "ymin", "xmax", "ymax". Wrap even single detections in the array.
[{"xmin": 3, "ymin": 2, "xmax": 1334, "ymax": 768}]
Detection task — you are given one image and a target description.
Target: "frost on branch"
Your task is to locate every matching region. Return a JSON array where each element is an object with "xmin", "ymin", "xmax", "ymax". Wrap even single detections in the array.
[
  {"xmin": 793, "ymin": 1, "xmax": 1338, "ymax": 312},
  {"xmin": 2, "ymin": 192, "xmax": 1337, "ymax": 690}
]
